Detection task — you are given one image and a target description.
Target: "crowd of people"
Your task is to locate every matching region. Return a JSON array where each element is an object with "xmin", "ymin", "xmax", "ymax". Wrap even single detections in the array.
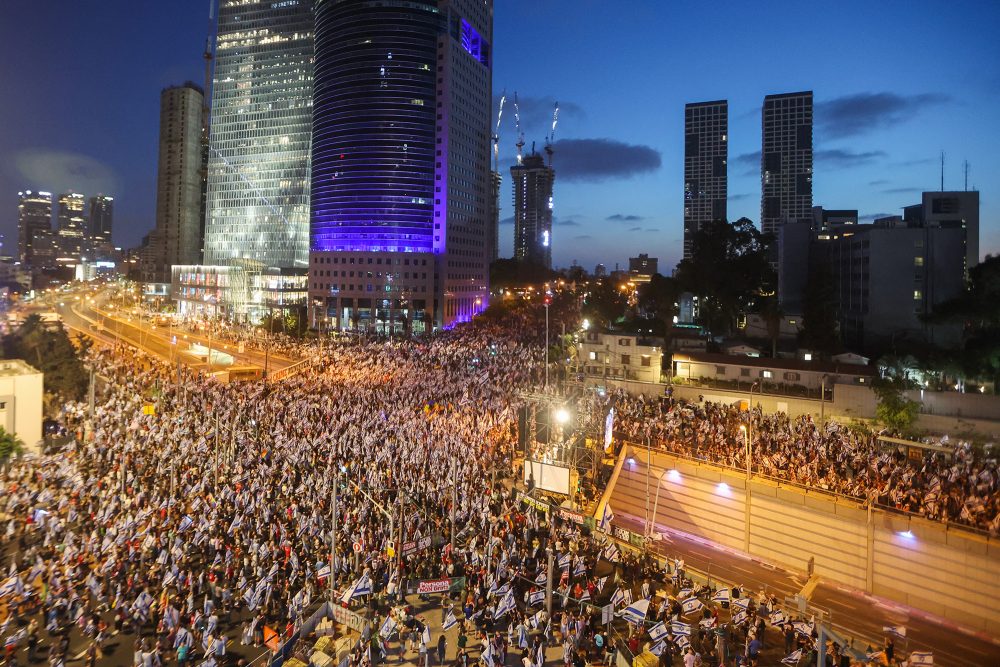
[
  {"xmin": 0, "ymin": 300, "xmax": 985, "ymax": 666},
  {"xmin": 606, "ymin": 390, "xmax": 1000, "ymax": 533}
]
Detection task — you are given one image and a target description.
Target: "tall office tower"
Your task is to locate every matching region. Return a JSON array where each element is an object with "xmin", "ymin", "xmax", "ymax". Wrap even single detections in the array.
[
  {"xmin": 143, "ymin": 84, "xmax": 206, "ymax": 284},
  {"xmin": 760, "ymin": 91, "xmax": 813, "ymax": 237},
  {"xmin": 17, "ymin": 190, "xmax": 52, "ymax": 266},
  {"xmin": 683, "ymin": 100, "xmax": 728, "ymax": 258},
  {"xmin": 309, "ymin": 0, "xmax": 493, "ymax": 331},
  {"xmin": 917, "ymin": 191, "xmax": 979, "ymax": 280},
  {"xmin": 88, "ymin": 194, "xmax": 113, "ymax": 242},
  {"xmin": 511, "ymin": 151, "xmax": 555, "ymax": 269},
  {"xmin": 489, "ymin": 170, "xmax": 502, "ymax": 262},
  {"xmin": 56, "ymin": 192, "xmax": 87, "ymax": 260},
  {"xmin": 202, "ymin": 0, "xmax": 314, "ymax": 270}
]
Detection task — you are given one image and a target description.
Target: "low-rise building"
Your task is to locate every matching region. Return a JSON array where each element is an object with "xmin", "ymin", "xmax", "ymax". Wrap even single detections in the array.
[
  {"xmin": 579, "ymin": 332, "xmax": 663, "ymax": 383},
  {"xmin": 0, "ymin": 359, "xmax": 43, "ymax": 452},
  {"xmin": 670, "ymin": 351, "xmax": 874, "ymax": 392}
]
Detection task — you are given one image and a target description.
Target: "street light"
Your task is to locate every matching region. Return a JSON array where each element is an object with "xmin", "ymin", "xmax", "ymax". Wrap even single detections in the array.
[
  {"xmin": 554, "ymin": 407, "xmax": 570, "ymax": 424},
  {"xmin": 740, "ymin": 423, "xmax": 751, "ymax": 551}
]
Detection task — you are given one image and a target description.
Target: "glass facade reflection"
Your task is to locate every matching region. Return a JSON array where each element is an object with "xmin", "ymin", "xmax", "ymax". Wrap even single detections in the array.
[{"xmin": 203, "ymin": 0, "xmax": 314, "ymax": 269}]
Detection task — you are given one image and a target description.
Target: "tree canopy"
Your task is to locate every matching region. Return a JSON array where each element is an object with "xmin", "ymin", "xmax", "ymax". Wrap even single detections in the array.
[{"xmin": 2, "ymin": 314, "xmax": 88, "ymax": 403}]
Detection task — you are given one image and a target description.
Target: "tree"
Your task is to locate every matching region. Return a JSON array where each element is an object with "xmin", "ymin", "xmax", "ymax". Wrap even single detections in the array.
[
  {"xmin": 760, "ymin": 294, "xmax": 783, "ymax": 359},
  {"xmin": 490, "ymin": 259, "xmax": 557, "ymax": 289},
  {"xmin": 799, "ymin": 259, "xmax": 841, "ymax": 357},
  {"xmin": 582, "ymin": 280, "xmax": 628, "ymax": 329},
  {"xmin": 674, "ymin": 218, "xmax": 774, "ymax": 335},
  {"xmin": 638, "ymin": 274, "xmax": 681, "ymax": 342},
  {"xmin": 0, "ymin": 426, "xmax": 24, "ymax": 465},
  {"xmin": 3, "ymin": 315, "xmax": 88, "ymax": 405},
  {"xmin": 872, "ymin": 357, "xmax": 921, "ymax": 433}
]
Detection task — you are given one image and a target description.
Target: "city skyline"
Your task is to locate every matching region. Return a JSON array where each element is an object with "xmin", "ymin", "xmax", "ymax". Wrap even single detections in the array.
[{"xmin": 0, "ymin": 0, "xmax": 997, "ymax": 272}]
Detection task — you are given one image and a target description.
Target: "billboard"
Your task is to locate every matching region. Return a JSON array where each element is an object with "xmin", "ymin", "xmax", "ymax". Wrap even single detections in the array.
[{"xmin": 524, "ymin": 459, "xmax": 572, "ymax": 495}]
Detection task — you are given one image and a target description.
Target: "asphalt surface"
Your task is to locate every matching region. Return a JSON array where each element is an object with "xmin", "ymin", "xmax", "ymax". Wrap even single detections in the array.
[{"xmin": 610, "ymin": 458, "xmax": 1000, "ymax": 666}]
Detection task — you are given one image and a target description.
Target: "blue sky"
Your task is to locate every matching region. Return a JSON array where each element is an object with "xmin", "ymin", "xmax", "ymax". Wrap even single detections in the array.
[{"xmin": 1, "ymin": 0, "xmax": 997, "ymax": 273}]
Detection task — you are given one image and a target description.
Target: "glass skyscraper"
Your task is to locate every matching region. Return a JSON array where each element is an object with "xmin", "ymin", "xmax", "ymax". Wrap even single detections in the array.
[
  {"xmin": 309, "ymin": 0, "xmax": 493, "ymax": 331},
  {"xmin": 203, "ymin": 0, "xmax": 314, "ymax": 270}
]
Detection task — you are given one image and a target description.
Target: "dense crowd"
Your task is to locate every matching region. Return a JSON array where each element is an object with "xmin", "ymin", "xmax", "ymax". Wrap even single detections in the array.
[{"xmin": 606, "ymin": 390, "xmax": 1000, "ymax": 533}]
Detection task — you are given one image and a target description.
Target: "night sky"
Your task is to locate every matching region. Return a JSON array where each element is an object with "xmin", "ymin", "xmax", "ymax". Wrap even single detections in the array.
[{"xmin": 1, "ymin": 0, "xmax": 998, "ymax": 272}]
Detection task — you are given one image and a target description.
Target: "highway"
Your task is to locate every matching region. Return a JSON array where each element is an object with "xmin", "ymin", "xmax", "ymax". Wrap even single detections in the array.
[{"xmin": 609, "ymin": 459, "xmax": 1000, "ymax": 666}]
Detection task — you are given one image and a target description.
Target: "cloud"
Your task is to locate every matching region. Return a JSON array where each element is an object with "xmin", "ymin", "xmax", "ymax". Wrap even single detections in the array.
[
  {"xmin": 882, "ymin": 187, "xmax": 923, "ymax": 194},
  {"xmin": 499, "ymin": 215, "xmax": 514, "ymax": 226},
  {"xmin": 860, "ymin": 212, "xmax": 893, "ymax": 221},
  {"xmin": 606, "ymin": 214, "xmax": 644, "ymax": 222},
  {"xmin": 868, "ymin": 179, "xmax": 889, "ymax": 186},
  {"xmin": 628, "ymin": 226, "xmax": 642, "ymax": 232},
  {"xmin": 734, "ymin": 151, "xmax": 761, "ymax": 167},
  {"xmin": 573, "ymin": 234, "xmax": 592, "ymax": 240},
  {"xmin": 14, "ymin": 148, "xmax": 118, "ymax": 196},
  {"xmin": 815, "ymin": 149, "xmax": 886, "ymax": 168},
  {"xmin": 891, "ymin": 156, "xmax": 937, "ymax": 167},
  {"xmin": 557, "ymin": 217, "xmax": 581, "ymax": 226},
  {"xmin": 645, "ymin": 228, "xmax": 660, "ymax": 232},
  {"xmin": 816, "ymin": 92, "xmax": 950, "ymax": 138},
  {"xmin": 728, "ymin": 193, "xmax": 753, "ymax": 201},
  {"xmin": 553, "ymin": 138, "xmax": 662, "ymax": 181}
]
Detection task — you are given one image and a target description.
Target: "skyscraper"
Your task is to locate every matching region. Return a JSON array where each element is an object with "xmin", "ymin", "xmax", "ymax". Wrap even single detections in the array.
[
  {"xmin": 309, "ymin": 0, "xmax": 493, "ymax": 331},
  {"xmin": 489, "ymin": 170, "xmax": 502, "ymax": 262},
  {"xmin": 683, "ymin": 100, "xmax": 727, "ymax": 257},
  {"xmin": 88, "ymin": 194, "xmax": 113, "ymax": 242},
  {"xmin": 761, "ymin": 91, "xmax": 813, "ymax": 237},
  {"xmin": 512, "ymin": 151, "xmax": 555, "ymax": 269},
  {"xmin": 143, "ymin": 83, "xmax": 205, "ymax": 284},
  {"xmin": 203, "ymin": 0, "xmax": 314, "ymax": 269},
  {"xmin": 17, "ymin": 190, "xmax": 52, "ymax": 265},
  {"xmin": 56, "ymin": 192, "xmax": 87, "ymax": 261}
]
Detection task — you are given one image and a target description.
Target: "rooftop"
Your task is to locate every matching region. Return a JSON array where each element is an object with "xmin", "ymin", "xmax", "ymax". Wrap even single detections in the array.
[
  {"xmin": 671, "ymin": 352, "xmax": 876, "ymax": 377},
  {"xmin": 0, "ymin": 359, "xmax": 42, "ymax": 377}
]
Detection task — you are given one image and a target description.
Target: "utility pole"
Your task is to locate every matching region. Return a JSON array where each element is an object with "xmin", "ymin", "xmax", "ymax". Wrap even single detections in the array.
[
  {"xmin": 450, "ymin": 458, "xmax": 457, "ymax": 554},
  {"xmin": 544, "ymin": 299, "xmax": 550, "ymax": 390},
  {"xmin": 644, "ymin": 432, "xmax": 651, "ymax": 538},
  {"xmin": 88, "ymin": 366, "xmax": 95, "ymax": 419},
  {"xmin": 330, "ymin": 470, "xmax": 338, "ymax": 602},
  {"xmin": 545, "ymin": 546, "xmax": 555, "ymax": 617},
  {"xmin": 214, "ymin": 413, "xmax": 220, "ymax": 489}
]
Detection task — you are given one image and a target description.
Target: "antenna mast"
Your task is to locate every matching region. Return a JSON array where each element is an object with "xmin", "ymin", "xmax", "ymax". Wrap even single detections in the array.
[
  {"xmin": 939, "ymin": 150, "xmax": 944, "ymax": 191},
  {"xmin": 964, "ymin": 160, "xmax": 969, "ymax": 191}
]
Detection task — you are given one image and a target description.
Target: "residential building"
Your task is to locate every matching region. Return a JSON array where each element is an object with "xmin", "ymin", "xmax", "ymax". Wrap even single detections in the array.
[
  {"xmin": 761, "ymin": 91, "xmax": 813, "ymax": 237},
  {"xmin": 907, "ymin": 191, "xmax": 979, "ymax": 280},
  {"xmin": 88, "ymin": 194, "xmax": 114, "ymax": 242},
  {"xmin": 309, "ymin": 0, "xmax": 493, "ymax": 331},
  {"xmin": 579, "ymin": 332, "xmax": 663, "ymax": 384},
  {"xmin": 670, "ymin": 352, "xmax": 874, "ymax": 392},
  {"xmin": 0, "ymin": 359, "xmax": 43, "ymax": 452},
  {"xmin": 203, "ymin": 0, "xmax": 314, "ymax": 270},
  {"xmin": 512, "ymin": 151, "xmax": 555, "ymax": 269},
  {"xmin": 628, "ymin": 254, "xmax": 658, "ymax": 281},
  {"xmin": 143, "ymin": 83, "xmax": 205, "ymax": 284},
  {"xmin": 17, "ymin": 190, "xmax": 52, "ymax": 266},
  {"xmin": 56, "ymin": 192, "xmax": 87, "ymax": 263},
  {"xmin": 489, "ymin": 170, "xmax": 502, "ymax": 262},
  {"xmin": 683, "ymin": 100, "xmax": 727, "ymax": 257}
]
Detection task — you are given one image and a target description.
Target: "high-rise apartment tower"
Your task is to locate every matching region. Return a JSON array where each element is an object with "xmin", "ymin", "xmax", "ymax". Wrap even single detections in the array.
[
  {"xmin": 17, "ymin": 190, "xmax": 52, "ymax": 266},
  {"xmin": 760, "ymin": 91, "xmax": 813, "ymax": 237},
  {"xmin": 309, "ymin": 0, "xmax": 493, "ymax": 331},
  {"xmin": 683, "ymin": 100, "xmax": 727, "ymax": 257},
  {"xmin": 88, "ymin": 194, "xmax": 114, "ymax": 243},
  {"xmin": 511, "ymin": 151, "xmax": 555, "ymax": 269}
]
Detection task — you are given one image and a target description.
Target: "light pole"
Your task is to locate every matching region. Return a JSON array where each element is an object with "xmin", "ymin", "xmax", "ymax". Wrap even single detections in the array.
[
  {"xmin": 544, "ymin": 296, "xmax": 550, "ymax": 390},
  {"xmin": 740, "ymin": 423, "xmax": 751, "ymax": 551},
  {"xmin": 820, "ymin": 374, "xmax": 828, "ymax": 424},
  {"xmin": 330, "ymin": 468, "xmax": 339, "ymax": 602},
  {"xmin": 644, "ymin": 432, "xmax": 651, "ymax": 539}
]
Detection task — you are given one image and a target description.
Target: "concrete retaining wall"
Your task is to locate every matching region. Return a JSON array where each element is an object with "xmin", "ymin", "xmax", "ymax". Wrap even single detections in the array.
[{"xmin": 614, "ymin": 450, "xmax": 1000, "ymax": 634}]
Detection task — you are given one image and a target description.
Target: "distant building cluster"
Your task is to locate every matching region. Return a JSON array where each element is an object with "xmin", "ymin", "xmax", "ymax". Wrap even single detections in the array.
[{"xmin": 16, "ymin": 189, "xmax": 115, "ymax": 273}]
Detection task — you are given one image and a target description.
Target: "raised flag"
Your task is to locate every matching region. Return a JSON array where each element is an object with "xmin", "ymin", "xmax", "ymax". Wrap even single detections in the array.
[
  {"xmin": 647, "ymin": 621, "xmax": 669, "ymax": 643},
  {"xmin": 573, "ymin": 559, "xmax": 586, "ymax": 577},
  {"xmin": 620, "ymin": 598, "xmax": 650, "ymax": 625},
  {"xmin": 781, "ymin": 649, "xmax": 802, "ymax": 665},
  {"xmin": 602, "ymin": 542, "xmax": 620, "ymax": 563},
  {"xmin": 535, "ymin": 571, "xmax": 547, "ymax": 586},
  {"xmin": 518, "ymin": 625, "xmax": 529, "ymax": 649},
  {"xmin": 676, "ymin": 635, "xmax": 690, "ymax": 650},
  {"xmin": 732, "ymin": 597, "xmax": 751, "ymax": 611},
  {"xmin": 769, "ymin": 610, "xmax": 786, "ymax": 626},
  {"xmin": 882, "ymin": 625, "xmax": 906, "ymax": 639},
  {"xmin": 670, "ymin": 621, "xmax": 691, "ymax": 637},
  {"xmin": 732, "ymin": 611, "xmax": 748, "ymax": 626},
  {"xmin": 711, "ymin": 588, "xmax": 730, "ymax": 604},
  {"xmin": 595, "ymin": 576, "xmax": 608, "ymax": 593},
  {"xmin": 558, "ymin": 553, "xmax": 571, "ymax": 570},
  {"xmin": 379, "ymin": 616, "xmax": 397, "ymax": 638},
  {"xmin": 622, "ymin": 588, "xmax": 633, "ymax": 606},
  {"xmin": 579, "ymin": 589, "xmax": 591, "ymax": 602},
  {"xmin": 908, "ymin": 652, "xmax": 933, "ymax": 665},
  {"xmin": 443, "ymin": 610, "xmax": 458, "ymax": 631},
  {"xmin": 528, "ymin": 590, "xmax": 545, "ymax": 607},
  {"xmin": 610, "ymin": 588, "xmax": 625, "ymax": 608},
  {"xmin": 648, "ymin": 640, "xmax": 667, "ymax": 657},
  {"xmin": 681, "ymin": 597, "xmax": 703, "ymax": 615},
  {"xmin": 422, "ymin": 626, "xmax": 431, "ymax": 645},
  {"xmin": 699, "ymin": 617, "xmax": 715, "ymax": 630},
  {"xmin": 677, "ymin": 588, "xmax": 693, "ymax": 600},
  {"xmin": 495, "ymin": 591, "xmax": 516, "ymax": 620},
  {"xmin": 599, "ymin": 503, "xmax": 614, "ymax": 531}
]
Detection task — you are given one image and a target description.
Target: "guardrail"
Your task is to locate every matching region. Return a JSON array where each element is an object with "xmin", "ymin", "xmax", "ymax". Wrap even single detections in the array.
[{"xmin": 619, "ymin": 437, "xmax": 997, "ymax": 541}]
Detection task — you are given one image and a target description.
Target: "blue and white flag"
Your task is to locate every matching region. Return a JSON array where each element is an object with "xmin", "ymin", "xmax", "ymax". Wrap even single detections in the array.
[
  {"xmin": 495, "ymin": 591, "xmax": 516, "ymax": 620},
  {"xmin": 443, "ymin": 610, "xmax": 458, "ymax": 631},
  {"xmin": 422, "ymin": 626, "xmax": 431, "ymax": 645},
  {"xmin": 595, "ymin": 576, "xmax": 608, "ymax": 593},
  {"xmin": 681, "ymin": 597, "xmax": 703, "ymax": 615},
  {"xmin": 781, "ymin": 649, "xmax": 802, "ymax": 665},
  {"xmin": 379, "ymin": 616, "xmax": 396, "ymax": 638},
  {"xmin": 528, "ymin": 589, "xmax": 545, "ymax": 607},
  {"xmin": 699, "ymin": 618, "xmax": 715, "ymax": 630},
  {"xmin": 676, "ymin": 635, "xmax": 690, "ymax": 650},
  {"xmin": 599, "ymin": 503, "xmax": 614, "ymax": 531},
  {"xmin": 529, "ymin": 610, "xmax": 545, "ymax": 629},
  {"xmin": 792, "ymin": 621, "xmax": 812, "ymax": 637},
  {"xmin": 610, "ymin": 588, "xmax": 625, "ymax": 608},
  {"xmin": 648, "ymin": 640, "xmax": 668, "ymax": 657},
  {"xmin": 733, "ymin": 611, "xmax": 748, "ymax": 626},
  {"xmin": 678, "ymin": 588, "xmax": 693, "ymax": 600},
  {"xmin": 316, "ymin": 565, "xmax": 331, "ymax": 580},
  {"xmin": 579, "ymin": 589, "xmax": 590, "ymax": 602},
  {"xmin": 711, "ymin": 588, "xmax": 730, "ymax": 604},
  {"xmin": 648, "ymin": 621, "xmax": 669, "ymax": 643},
  {"xmin": 602, "ymin": 542, "xmax": 620, "ymax": 563},
  {"xmin": 573, "ymin": 559, "xmax": 586, "ymax": 577},
  {"xmin": 670, "ymin": 621, "xmax": 691, "ymax": 637},
  {"xmin": 882, "ymin": 625, "xmax": 906, "ymax": 639},
  {"xmin": 558, "ymin": 553, "xmax": 571, "ymax": 570},
  {"xmin": 620, "ymin": 598, "xmax": 650, "ymax": 625},
  {"xmin": 732, "ymin": 597, "xmax": 750, "ymax": 611},
  {"xmin": 517, "ymin": 624, "xmax": 529, "ymax": 649},
  {"xmin": 178, "ymin": 515, "xmax": 194, "ymax": 533},
  {"xmin": 623, "ymin": 588, "xmax": 633, "ymax": 606},
  {"xmin": 908, "ymin": 652, "xmax": 933, "ymax": 665},
  {"xmin": 481, "ymin": 642, "xmax": 495, "ymax": 667},
  {"xmin": 535, "ymin": 571, "xmax": 547, "ymax": 586},
  {"xmin": 341, "ymin": 573, "xmax": 372, "ymax": 602},
  {"xmin": 770, "ymin": 610, "xmax": 786, "ymax": 626}
]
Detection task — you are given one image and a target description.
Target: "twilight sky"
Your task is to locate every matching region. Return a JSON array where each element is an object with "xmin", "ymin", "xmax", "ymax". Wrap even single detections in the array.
[{"xmin": 1, "ymin": 0, "xmax": 998, "ymax": 273}]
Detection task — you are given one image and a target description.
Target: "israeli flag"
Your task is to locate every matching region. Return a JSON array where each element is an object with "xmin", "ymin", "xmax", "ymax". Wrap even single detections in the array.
[
  {"xmin": 677, "ymin": 588, "xmax": 693, "ymax": 600},
  {"xmin": 882, "ymin": 625, "xmax": 906, "ymax": 639},
  {"xmin": 595, "ymin": 576, "xmax": 608, "ymax": 593},
  {"xmin": 670, "ymin": 621, "xmax": 691, "ymax": 637},
  {"xmin": 732, "ymin": 597, "xmax": 751, "ymax": 611},
  {"xmin": 711, "ymin": 588, "xmax": 730, "ymax": 604},
  {"xmin": 770, "ymin": 610, "xmax": 786, "ymax": 625},
  {"xmin": 647, "ymin": 621, "xmax": 669, "ymax": 643},
  {"xmin": 573, "ymin": 559, "xmax": 586, "ymax": 577},
  {"xmin": 793, "ymin": 621, "xmax": 812, "ymax": 637},
  {"xmin": 178, "ymin": 515, "xmax": 194, "ymax": 532},
  {"xmin": 517, "ymin": 624, "xmax": 529, "ymax": 649},
  {"xmin": 781, "ymin": 649, "xmax": 802, "ymax": 665},
  {"xmin": 908, "ymin": 652, "xmax": 933, "ymax": 665},
  {"xmin": 495, "ymin": 591, "xmax": 516, "ymax": 620},
  {"xmin": 599, "ymin": 503, "xmax": 614, "ymax": 531},
  {"xmin": 732, "ymin": 611, "xmax": 748, "ymax": 626},
  {"xmin": 528, "ymin": 590, "xmax": 545, "ymax": 607},
  {"xmin": 622, "ymin": 589, "xmax": 633, "ymax": 606},
  {"xmin": 482, "ymin": 642, "xmax": 495, "ymax": 667},
  {"xmin": 535, "ymin": 571, "xmax": 547, "ymax": 585},
  {"xmin": 676, "ymin": 635, "xmax": 690, "ymax": 650},
  {"xmin": 529, "ymin": 610, "xmax": 545, "ymax": 629},
  {"xmin": 620, "ymin": 598, "xmax": 650, "ymax": 625},
  {"xmin": 379, "ymin": 616, "xmax": 396, "ymax": 638},
  {"xmin": 603, "ymin": 542, "xmax": 620, "ymax": 563},
  {"xmin": 699, "ymin": 618, "xmax": 715, "ymax": 630},
  {"xmin": 610, "ymin": 588, "xmax": 625, "ymax": 608},
  {"xmin": 579, "ymin": 589, "xmax": 591, "ymax": 602},
  {"xmin": 649, "ymin": 640, "xmax": 667, "ymax": 657},
  {"xmin": 443, "ymin": 610, "xmax": 458, "ymax": 631},
  {"xmin": 681, "ymin": 597, "xmax": 703, "ymax": 615},
  {"xmin": 558, "ymin": 553, "xmax": 571, "ymax": 570},
  {"xmin": 422, "ymin": 626, "xmax": 431, "ymax": 645},
  {"xmin": 316, "ymin": 565, "xmax": 331, "ymax": 580}
]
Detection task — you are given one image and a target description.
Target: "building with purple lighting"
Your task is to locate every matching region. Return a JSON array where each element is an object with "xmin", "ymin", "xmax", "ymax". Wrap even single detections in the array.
[{"xmin": 309, "ymin": 0, "xmax": 493, "ymax": 332}]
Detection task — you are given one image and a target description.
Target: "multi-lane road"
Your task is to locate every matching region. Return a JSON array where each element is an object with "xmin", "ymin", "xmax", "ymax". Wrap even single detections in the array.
[{"xmin": 610, "ymin": 460, "xmax": 1000, "ymax": 666}]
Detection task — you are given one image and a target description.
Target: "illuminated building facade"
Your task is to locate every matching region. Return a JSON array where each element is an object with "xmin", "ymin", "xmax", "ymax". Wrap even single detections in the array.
[
  {"xmin": 88, "ymin": 194, "xmax": 114, "ymax": 243},
  {"xmin": 683, "ymin": 100, "xmax": 727, "ymax": 258},
  {"xmin": 761, "ymin": 91, "xmax": 813, "ymax": 237},
  {"xmin": 56, "ymin": 192, "xmax": 87, "ymax": 263},
  {"xmin": 512, "ymin": 151, "xmax": 554, "ymax": 269},
  {"xmin": 309, "ymin": 0, "xmax": 493, "ymax": 331},
  {"xmin": 202, "ymin": 0, "xmax": 314, "ymax": 270},
  {"xmin": 17, "ymin": 190, "xmax": 52, "ymax": 266}
]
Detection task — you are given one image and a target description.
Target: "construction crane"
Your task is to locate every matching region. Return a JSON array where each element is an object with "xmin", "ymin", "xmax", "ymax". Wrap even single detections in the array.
[
  {"xmin": 544, "ymin": 101, "xmax": 559, "ymax": 167},
  {"xmin": 514, "ymin": 92, "xmax": 525, "ymax": 165},
  {"xmin": 492, "ymin": 91, "xmax": 506, "ymax": 172}
]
